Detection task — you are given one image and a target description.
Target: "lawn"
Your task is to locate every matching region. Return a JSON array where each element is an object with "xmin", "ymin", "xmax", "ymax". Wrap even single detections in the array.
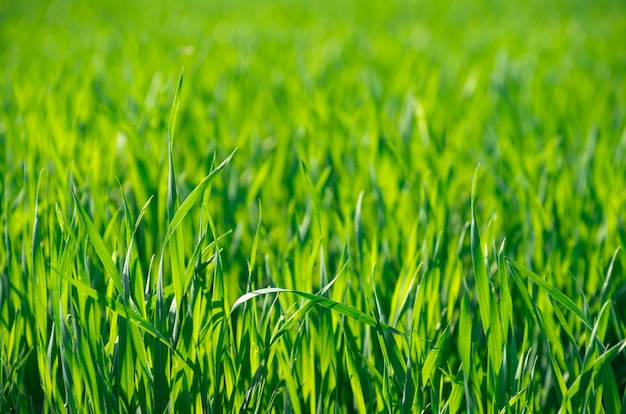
[{"xmin": 1, "ymin": 0, "xmax": 625, "ymax": 412}]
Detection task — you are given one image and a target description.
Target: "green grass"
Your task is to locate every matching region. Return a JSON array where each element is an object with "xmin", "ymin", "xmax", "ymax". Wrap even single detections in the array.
[{"xmin": 1, "ymin": 0, "xmax": 626, "ymax": 412}]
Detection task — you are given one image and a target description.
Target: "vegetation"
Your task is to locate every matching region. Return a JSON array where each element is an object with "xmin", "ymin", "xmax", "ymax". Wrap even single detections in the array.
[{"xmin": 1, "ymin": 0, "xmax": 625, "ymax": 412}]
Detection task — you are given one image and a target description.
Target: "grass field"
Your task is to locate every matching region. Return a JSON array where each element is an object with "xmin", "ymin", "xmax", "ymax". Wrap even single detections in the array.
[{"xmin": 1, "ymin": 0, "xmax": 626, "ymax": 412}]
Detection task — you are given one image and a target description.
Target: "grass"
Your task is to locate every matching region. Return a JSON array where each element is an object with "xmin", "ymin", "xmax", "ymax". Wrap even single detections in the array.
[{"xmin": 1, "ymin": 0, "xmax": 626, "ymax": 412}]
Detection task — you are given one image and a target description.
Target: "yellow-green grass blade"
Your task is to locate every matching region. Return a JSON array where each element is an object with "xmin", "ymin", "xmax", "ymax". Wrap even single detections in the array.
[
  {"xmin": 497, "ymin": 239, "xmax": 512, "ymax": 337},
  {"xmin": 458, "ymin": 280, "xmax": 472, "ymax": 381},
  {"xmin": 600, "ymin": 247, "xmax": 621, "ymax": 303},
  {"xmin": 342, "ymin": 323, "xmax": 369, "ymax": 412},
  {"xmin": 448, "ymin": 368, "xmax": 464, "ymax": 414},
  {"xmin": 276, "ymin": 338, "xmax": 304, "ymax": 413},
  {"xmin": 371, "ymin": 265, "xmax": 407, "ymax": 392},
  {"xmin": 168, "ymin": 68, "xmax": 184, "ymax": 151},
  {"xmin": 248, "ymin": 199, "xmax": 262, "ymax": 277},
  {"xmin": 421, "ymin": 323, "xmax": 449, "ymax": 386}
]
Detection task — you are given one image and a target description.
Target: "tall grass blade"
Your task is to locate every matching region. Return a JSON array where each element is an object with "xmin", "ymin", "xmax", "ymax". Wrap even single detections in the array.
[{"xmin": 470, "ymin": 166, "xmax": 503, "ymax": 375}]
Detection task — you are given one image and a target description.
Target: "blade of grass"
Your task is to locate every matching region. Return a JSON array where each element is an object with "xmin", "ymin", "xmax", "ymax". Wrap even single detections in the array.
[
  {"xmin": 166, "ymin": 69, "xmax": 186, "ymax": 321},
  {"xmin": 232, "ymin": 287, "xmax": 407, "ymax": 337},
  {"xmin": 71, "ymin": 190, "xmax": 123, "ymax": 295},
  {"xmin": 470, "ymin": 166, "xmax": 503, "ymax": 376},
  {"xmin": 166, "ymin": 149, "xmax": 237, "ymax": 242},
  {"xmin": 421, "ymin": 323, "xmax": 449, "ymax": 386},
  {"xmin": 470, "ymin": 166, "xmax": 491, "ymax": 335},
  {"xmin": 507, "ymin": 258, "xmax": 593, "ymax": 331}
]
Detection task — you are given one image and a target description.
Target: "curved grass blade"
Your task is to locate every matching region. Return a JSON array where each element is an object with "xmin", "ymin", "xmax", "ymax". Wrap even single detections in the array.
[
  {"xmin": 231, "ymin": 287, "xmax": 407, "ymax": 337},
  {"xmin": 269, "ymin": 258, "xmax": 349, "ymax": 344}
]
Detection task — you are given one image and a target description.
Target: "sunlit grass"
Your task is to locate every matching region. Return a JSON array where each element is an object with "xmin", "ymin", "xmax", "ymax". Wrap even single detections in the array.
[{"xmin": 1, "ymin": 0, "xmax": 625, "ymax": 412}]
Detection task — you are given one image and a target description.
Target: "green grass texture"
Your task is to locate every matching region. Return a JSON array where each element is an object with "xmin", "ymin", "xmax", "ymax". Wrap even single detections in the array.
[{"xmin": 1, "ymin": 0, "xmax": 625, "ymax": 412}]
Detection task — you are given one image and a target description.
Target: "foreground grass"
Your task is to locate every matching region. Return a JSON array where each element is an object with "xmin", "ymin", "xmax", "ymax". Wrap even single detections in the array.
[{"xmin": 1, "ymin": 0, "xmax": 626, "ymax": 412}]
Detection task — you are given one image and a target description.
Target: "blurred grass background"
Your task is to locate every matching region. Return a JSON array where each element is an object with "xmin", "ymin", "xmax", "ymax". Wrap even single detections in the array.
[{"xmin": 2, "ymin": 0, "xmax": 624, "ymax": 287}]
